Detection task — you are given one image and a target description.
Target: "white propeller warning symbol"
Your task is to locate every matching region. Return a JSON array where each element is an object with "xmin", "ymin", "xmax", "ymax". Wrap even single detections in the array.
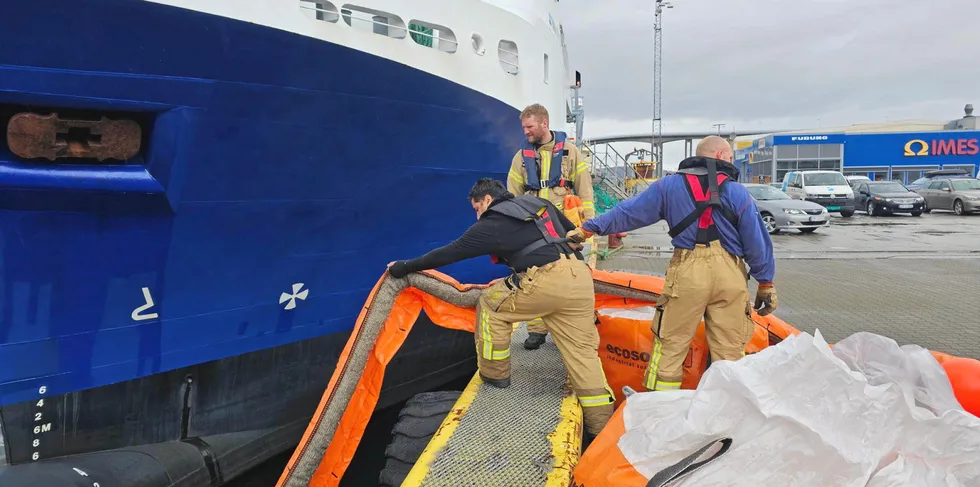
[{"xmin": 279, "ymin": 283, "xmax": 309, "ymax": 310}]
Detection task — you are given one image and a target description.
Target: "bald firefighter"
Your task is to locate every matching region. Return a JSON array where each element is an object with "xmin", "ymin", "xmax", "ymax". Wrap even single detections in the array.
[
  {"xmin": 508, "ymin": 103, "xmax": 595, "ymax": 351},
  {"xmin": 568, "ymin": 136, "xmax": 778, "ymax": 392},
  {"xmin": 387, "ymin": 178, "xmax": 615, "ymax": 437}
]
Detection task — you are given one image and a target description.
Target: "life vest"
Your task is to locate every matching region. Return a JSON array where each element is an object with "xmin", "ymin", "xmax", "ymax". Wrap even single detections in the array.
[
  {"xmin": 667, "ymin": 159, "xmax": 739, "ymax": 245},
  {"xmin": 484, "ymin": 195, "xmax": 573, "ymax": 269},
  {"xmin": 521, "ymin": 131, "xmax": 575, "ymax": 192}
]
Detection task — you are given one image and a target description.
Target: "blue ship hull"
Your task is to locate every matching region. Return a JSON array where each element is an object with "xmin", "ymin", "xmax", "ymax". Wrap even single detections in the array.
[{"xmin": 0, "ymin": 0, "xmax": 516, "ymax": 482}]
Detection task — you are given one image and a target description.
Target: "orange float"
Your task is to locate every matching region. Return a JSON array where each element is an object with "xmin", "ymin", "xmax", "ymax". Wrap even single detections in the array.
[{"xmin": 941, "ymin": 357, "xmax": 980, "ymax": 416}]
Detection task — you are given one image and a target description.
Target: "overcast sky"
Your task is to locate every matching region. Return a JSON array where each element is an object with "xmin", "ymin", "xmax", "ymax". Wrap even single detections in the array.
[{"xmin": 559, "ymin": 0, "xmax": 980, "ymax": 168}]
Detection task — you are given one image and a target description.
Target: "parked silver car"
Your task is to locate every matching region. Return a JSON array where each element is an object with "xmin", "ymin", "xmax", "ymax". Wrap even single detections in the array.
[
  {"xmin": 915, "ymin": 177, "xmax": 980, "ymax": 215},
  {"xmin": 745, "ymin": 183, "xmax": 829, "ymax": 234}
]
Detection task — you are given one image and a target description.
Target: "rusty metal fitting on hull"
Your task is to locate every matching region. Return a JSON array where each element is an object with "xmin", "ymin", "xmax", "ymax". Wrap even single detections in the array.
[{"xmin": 6, "ymin": 112, "xmax": 141, "ymax": 162}]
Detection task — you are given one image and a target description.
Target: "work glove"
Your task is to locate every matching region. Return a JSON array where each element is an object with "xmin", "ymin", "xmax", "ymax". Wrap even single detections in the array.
[
  {"xmin": 754, "ymin": 282, "xmax": 778, "ymax": 316},
  {"xmin": 387, "ymin": 260, "xmax": 411, "ymax": 279},
  {"xmin": 566, "ymin": 227, "xmax": 594, "ymax": 243},
  {"xmin": 563, "ymin": 195, "xmax": 585, "ymax": 228}
]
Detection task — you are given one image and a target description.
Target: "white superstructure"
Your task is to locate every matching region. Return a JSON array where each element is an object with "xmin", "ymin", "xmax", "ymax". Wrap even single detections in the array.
[{"xmin": 147, "ymin": 0, "xmax": 578, "ymax": 133}]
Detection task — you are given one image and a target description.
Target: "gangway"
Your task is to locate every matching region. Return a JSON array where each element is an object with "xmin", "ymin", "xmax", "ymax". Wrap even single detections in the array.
[{"xmin": 399, "ymin": 324, "xmax": 579, "ymax": 487}]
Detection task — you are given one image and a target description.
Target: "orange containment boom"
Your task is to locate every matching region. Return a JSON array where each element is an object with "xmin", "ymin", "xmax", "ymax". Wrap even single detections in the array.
[{"xmin": 275, "ymin": 268, "xmax": 803, "ymax": 487}]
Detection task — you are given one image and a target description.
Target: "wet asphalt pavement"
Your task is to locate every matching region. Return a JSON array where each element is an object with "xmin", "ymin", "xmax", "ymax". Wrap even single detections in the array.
[{"xmin": 595, "ymin": 210, "xmax": 980, "ymax": 359}]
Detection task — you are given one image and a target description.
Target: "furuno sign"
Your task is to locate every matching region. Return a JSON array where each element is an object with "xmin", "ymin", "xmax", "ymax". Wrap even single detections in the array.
[
  {"xmin": 772, "ymin": 133, "xmax": 844, "ymax": 145},
  {"xmin": 790, "ymin": 135, "xmax": 828, "ymax": 141},
  {"xmin": 904, "ymin": 138, "xmax": 980, "ymax": 157}
]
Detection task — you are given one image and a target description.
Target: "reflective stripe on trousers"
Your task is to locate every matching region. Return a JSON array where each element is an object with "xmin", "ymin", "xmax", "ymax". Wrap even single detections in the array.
[{"xmin": 478, "ymin": 308, "xmax": 511, "ymax": 361}]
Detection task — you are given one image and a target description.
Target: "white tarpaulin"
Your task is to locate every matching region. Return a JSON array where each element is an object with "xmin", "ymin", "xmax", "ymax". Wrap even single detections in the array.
[{"xmin": 618, "ymin": 330, "xmax": 980, "ymax": 486}]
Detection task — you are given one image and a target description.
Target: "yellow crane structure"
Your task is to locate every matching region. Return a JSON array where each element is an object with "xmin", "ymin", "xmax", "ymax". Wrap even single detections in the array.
[{"xmin": 623, "ymin": 148, "xmax": 658, "ymax": 194}]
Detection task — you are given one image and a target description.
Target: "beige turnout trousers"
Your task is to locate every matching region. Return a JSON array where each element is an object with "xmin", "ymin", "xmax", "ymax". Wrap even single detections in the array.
[
  {"xmin": 526, "ymin": 317, "xmax": 547, "ymax": 334},
  {"xmin": 643, "ymin": 243, "xmax": 756, "ymax": 391},
  {"xmin": 474, "ymin": 254, "xmax": 615, "ymax": 435}
]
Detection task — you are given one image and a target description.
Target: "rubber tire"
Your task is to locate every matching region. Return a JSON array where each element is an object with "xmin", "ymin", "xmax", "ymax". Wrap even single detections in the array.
[
  {"xmin": 840, "ymin": 209, "xmax": 854, "ymax": 218},
  {"xmin": 378, "ymin": 390, "xmax": 463, "ymax": 487},
  {"xmin": 866, "ymin": 200, "xmax": 876, "ymax": 216},
  {"xmin": 761, "ymin": 213, "xmax": 778, "ymax": 235},
  {"xmin": 954, "ymin": 199, "xmax": 965, "ymax": 215}
]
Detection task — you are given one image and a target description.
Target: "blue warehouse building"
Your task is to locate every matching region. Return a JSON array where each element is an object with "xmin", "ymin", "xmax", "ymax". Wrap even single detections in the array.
[{"xmin": 735, "ymin": 104, "xmax": 980, "ymax": 185}]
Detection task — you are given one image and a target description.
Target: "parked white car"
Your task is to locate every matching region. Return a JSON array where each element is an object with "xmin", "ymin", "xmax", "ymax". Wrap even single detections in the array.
[{"xmin": 783, "ymin": 170, "xmax": 856, "ymax": 218}]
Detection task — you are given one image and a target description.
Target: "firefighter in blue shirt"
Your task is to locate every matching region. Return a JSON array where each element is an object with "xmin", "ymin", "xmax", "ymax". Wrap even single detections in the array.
[{"xmin": 568, "ymin": 136, "xmax": 778, "ymax": 393}]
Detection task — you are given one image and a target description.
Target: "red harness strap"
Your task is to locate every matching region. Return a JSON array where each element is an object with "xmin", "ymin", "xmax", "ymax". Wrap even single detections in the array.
[{"xmin": 684, "ymin": 173, "xmax": 730, "ymax": 243}]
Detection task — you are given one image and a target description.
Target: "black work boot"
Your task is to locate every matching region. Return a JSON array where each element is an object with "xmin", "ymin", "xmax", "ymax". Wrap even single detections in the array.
[
  {"xmin": 582, "ymin": 431, "xmax": 597, "ymax": 452},
  {"xmin": 523, "ymin": 332, "xmax": 547, "ymax": 350},
  {"xmin": 480, "ymin": 373, "xmax": 511, "ymax": 388}
]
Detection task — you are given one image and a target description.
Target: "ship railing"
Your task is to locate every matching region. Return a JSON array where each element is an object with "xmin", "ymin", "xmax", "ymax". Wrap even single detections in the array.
[{"xmin": 585, "ymin": 141, "xmax": 642, "ymax": 201}]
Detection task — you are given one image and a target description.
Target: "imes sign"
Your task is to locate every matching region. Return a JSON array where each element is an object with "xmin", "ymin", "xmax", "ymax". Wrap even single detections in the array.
[{"xmin": 904, "ymin": 138, "xmax": 979, "ymax": 157}]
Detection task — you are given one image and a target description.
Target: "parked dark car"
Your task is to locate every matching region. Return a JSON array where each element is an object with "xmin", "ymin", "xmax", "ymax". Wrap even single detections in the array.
[
  {"xmin": 854, "ymin": 181, "xmax": 925, "ymax": 216},
  {"xmin": 845, "ymin": 175, "xmax": 871, "ymax": 189},
  {"xmin": 905, "ymin": 168, "xmax": 973, "ymax": 191}
]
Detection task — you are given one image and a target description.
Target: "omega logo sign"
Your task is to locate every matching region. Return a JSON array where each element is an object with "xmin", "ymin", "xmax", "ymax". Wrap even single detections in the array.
[
  {"xmin": 791, "ymin": 135, "xmax": 829, "ymax": 141},
  {"xmin": 904, "ymin": 138, "xmax": 979, "ymax": 157}
]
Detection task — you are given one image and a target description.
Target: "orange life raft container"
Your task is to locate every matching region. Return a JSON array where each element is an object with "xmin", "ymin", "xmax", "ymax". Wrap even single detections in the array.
[{"xmin": 275, "ymin": 268, "xmax": 979, "ymax": 487}]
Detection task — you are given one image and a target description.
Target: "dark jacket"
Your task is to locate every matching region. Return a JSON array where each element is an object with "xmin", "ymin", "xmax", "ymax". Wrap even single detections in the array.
[{"xmin": 388, "ymin": 192, "xmax": 582, "ymax": 278}]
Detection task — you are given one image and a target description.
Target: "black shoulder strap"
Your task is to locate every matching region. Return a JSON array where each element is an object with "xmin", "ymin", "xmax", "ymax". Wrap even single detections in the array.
[
  {"xmin": 500, "ymin": 196, "xmax": 574, "ymax": 263},
  {"xmin": 506, "ymin": 239, "xmax": 549, "ymax": 265},
  {"xmin": 705, "ymin": 160, "xmax": 739, "ymax": 227},
  {"xmin": 487, "ymin": 198, "xmax": 535, "ymax": 221},
  {"xmin": 509, "ymin": 195, "xmax": 548, "ymax": 217},
  {"xmin": 646, "ymin": 437, "xmax": 733, "ymax": 487}
]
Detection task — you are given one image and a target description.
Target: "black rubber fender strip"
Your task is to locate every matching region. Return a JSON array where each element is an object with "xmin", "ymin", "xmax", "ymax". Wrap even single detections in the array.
[
  {"xmin": 0, "ymin": 441, "xmax": 211, "ymax": 487},
  {"xmin": 0, "ymin": 421, "xmax": 307, "ymax": 487},
  {"xmin": 181, "ymin": 437, "xmax": 223, "ymax": 486}
]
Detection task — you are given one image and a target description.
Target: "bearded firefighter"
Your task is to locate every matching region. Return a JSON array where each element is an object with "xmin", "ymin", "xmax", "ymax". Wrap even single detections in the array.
[{"xmin": 507, "ymin": 103, "xmax": 595, "ymax": 351}]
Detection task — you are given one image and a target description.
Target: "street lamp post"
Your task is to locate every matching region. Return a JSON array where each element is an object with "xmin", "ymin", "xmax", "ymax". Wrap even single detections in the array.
[{"xmin": 652, "ymin": 0, "xmax": 673, "ymax": 179}]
